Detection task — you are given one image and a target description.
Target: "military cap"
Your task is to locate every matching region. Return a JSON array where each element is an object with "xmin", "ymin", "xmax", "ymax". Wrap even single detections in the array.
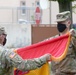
[
  {"xmin": 56, "ymin": 11, "xmax": 71, "ymax": 22},
  {"xmin": 0, "ymin": 27, "xmax": 7, "ymax": 36}
]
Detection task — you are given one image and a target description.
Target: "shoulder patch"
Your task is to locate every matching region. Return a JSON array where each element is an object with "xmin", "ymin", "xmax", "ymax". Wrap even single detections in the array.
[{"xmin": 9, "ymin": 52, "xmax": 16, "ymax": 59}]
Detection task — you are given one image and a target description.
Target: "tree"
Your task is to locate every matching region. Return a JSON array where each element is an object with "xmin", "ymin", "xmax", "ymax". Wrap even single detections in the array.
[
  {"xmin": 49, "ymin": 0, "xmax": 75, "ymax": 12},
  {"xmin": 49, "ymin": 0, "xmax": 75, "ymax": 28},
  {"xmin": 72, "ymin": 4, "xmax": 76, "ymax": 14}
]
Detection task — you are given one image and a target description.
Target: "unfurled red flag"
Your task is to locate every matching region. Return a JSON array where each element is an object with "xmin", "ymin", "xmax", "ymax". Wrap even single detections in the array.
[{"xmin": 14, "ymin": 32, "xmax": 71, "ymax": 75}]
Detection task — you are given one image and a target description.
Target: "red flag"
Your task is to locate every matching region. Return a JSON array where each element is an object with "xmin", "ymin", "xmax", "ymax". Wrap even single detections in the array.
[
  {"xmin": 14, "ymin": 32, "xmax": 71, "ymax": 75},
  {"xmin": 16, "ymin": 33, "xmax": 71, "ymax": 61}
]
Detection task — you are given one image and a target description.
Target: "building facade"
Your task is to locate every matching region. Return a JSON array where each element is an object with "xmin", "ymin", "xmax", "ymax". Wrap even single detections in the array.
[
  {"xmin": 0, "ymin": 0, "xmax": 76, "ymax": 48},
  {"xmin": 0, "ymin": 0, "xmax": 75, "ymax": 24}
]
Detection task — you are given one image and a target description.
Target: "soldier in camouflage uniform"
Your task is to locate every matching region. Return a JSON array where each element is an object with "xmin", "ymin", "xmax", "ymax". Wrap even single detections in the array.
[
  {"xmin": 50, "ymin": 11, "xmax": 76, "ymax": 75},
  {"xmin": 0, "ymin": 27, "xmax": 51, "ymax": 75}
]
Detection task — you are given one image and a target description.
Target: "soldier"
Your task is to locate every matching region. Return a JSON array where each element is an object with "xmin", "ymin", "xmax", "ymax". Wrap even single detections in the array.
[
  {"xmin": 0, "ymin": 27, "xmax": 51, "ymax": 75},
  {"xmin": 50, "ymin": 11, "xmax": 76, "ymax": 75}
]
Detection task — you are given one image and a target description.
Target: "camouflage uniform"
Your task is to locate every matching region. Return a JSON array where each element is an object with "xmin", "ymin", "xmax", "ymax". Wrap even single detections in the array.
[
  {"xmin": 51, "ymin": 35, "xmax": 76, "ymax": 75},
  {"xmin": 50, "ymin": 11, "xmax": 76, "ymax": 75},
  {"xmin": 0, "ymin": 27, "xmax": 51, "ymax": 75}
]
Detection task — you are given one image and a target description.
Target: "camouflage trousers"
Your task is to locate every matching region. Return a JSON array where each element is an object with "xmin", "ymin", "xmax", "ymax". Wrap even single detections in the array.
[{"xmin": 55, "ymin": 72, "xmax": 76, "ymax": 75}]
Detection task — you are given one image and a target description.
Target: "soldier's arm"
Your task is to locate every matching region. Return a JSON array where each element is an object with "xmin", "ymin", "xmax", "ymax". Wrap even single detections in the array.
[
  {"xmin": 69, "ymin": 29, "xmax": 76, "ymax": 48},
  {"xmin": 6, "ymin": 50, "xmax": 51, "ymax": 71}
]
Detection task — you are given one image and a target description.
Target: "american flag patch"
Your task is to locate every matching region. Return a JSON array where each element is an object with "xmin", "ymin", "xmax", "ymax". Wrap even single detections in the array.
[{"xmin": 9, "ymin": 52, "xmax": 16, "ymax": 58}]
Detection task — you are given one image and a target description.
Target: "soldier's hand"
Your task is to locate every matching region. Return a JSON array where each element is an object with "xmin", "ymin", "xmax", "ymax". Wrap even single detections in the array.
[
  {"xmin": 69, "ymin": 29, "xmax": 76, "ymax": 37},
  {"xmin": 42, "ymin": 53, "xmax": 51, "ymax": 61}
]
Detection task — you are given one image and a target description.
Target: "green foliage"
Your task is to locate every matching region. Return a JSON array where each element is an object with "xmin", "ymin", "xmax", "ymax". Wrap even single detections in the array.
[
  {"xmin": 49, "ymin": 0, "xmax": 75, "ymax": 2},
  {"xmin": 49, "ymin": 0, "xmax": 75, "ymax": 12}
]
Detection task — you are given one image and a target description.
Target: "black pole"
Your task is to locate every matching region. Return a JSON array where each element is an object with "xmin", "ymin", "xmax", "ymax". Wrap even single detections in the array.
[{"xmin": 70, "ymin": 2, "xmax": 73, "ymax": 29}]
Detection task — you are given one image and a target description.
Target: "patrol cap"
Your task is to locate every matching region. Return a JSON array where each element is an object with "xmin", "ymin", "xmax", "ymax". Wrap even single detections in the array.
[
  {"xmin": 56, "ymin": 11, "xmax": 71, "ymax": 22},
  {"xmin": 0, "ymin": 27, "xmax": 7, "ymax": 36}
]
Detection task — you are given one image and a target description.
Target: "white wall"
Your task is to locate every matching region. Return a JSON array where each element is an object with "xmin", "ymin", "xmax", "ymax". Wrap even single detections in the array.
[
  {"xmin": 26, "ymin": 0, "xmax": 36, "ymax": 7},
  {"xmin": 41, "ymin": 1, "xmax": 59, "ymax": 24},
  {"xmin": 0, "ymin": 0, "xmax": 76, "ymax": 24},
  {"xmin": 50, "ymin": 1, "xmax": 59, "ymax": 24},
  {"xmin": 0, "ymin": 0, "xmax": 20, "ymax": 23},
  {"xmin": 72, "ymin": 1, "xmax": 76, "ymax": 24},
  {"xmin": 41, "ymin": 8, "xmax": 50, "ymax": 24},
  {"xmin": 0, "ymin": 9, "xmax": 13, "ymax": 23},
  {"xmin": 0, "ymin": 24, "xmax": 31, "ymax": 48},
  {"xmin": 0, "ymin": 0, "xmax": 37, "ymax": 7},
  {"xmin": 0, "ymin": 0, "xmax": 19, "ymax": 7}
]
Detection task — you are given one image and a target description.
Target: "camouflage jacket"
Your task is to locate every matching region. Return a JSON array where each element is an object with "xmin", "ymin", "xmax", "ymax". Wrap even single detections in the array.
[
  {"xmin": 49, "ymin": 34, "xmax": 76, "ymax": 74},
  {"xmin": 0, "ymin": 45, "xmax": 48, "ymax": 75}
]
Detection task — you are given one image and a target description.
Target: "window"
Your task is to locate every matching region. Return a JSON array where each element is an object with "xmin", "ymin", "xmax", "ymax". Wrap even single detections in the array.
[
  {"xmin": 20, "ymin": 1, "xmax": 26, "ymax": 15},
  {"xmin": 35, "ymin": 0, "xmax": 40, "ymax": 7}
]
